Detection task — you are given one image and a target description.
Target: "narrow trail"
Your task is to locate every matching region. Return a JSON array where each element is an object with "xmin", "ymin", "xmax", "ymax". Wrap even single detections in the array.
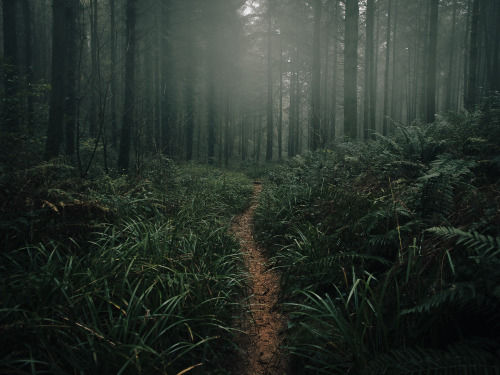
[{"xmin": 231, "ymin": 181, "xmax": 288, "ymax": 375}]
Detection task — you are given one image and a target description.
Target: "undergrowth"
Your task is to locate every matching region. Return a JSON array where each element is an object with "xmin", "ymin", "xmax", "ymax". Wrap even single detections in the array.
[
  {"xmin": 0, "ymin": 159, "xmax": 253, "ymax": 374},
  {"xmin": 254, "ymin": 108, "xmax": 500, "ymax": 374}
]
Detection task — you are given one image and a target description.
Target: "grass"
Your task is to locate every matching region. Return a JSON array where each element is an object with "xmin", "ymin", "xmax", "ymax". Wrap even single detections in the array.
[{"xmin": 0, "ymin": 162, "xmax": 253, "ymax": 374}]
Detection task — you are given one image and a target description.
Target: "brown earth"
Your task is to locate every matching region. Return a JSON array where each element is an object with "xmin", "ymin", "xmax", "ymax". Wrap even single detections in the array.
[{"xmin": 230, "ymin": 181, "xmax": 289, "ymax": 375}]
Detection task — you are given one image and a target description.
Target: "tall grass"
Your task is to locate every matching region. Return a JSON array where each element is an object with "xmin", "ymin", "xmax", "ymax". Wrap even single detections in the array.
[{"xmin": 0, "ymin": 162, "xmax": 253, "ymax": 374}]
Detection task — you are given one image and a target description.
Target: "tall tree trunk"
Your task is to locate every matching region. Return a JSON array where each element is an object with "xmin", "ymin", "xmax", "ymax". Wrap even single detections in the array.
[
  {"xmin": 89, "ymin": 0, "xmax": 98, "ymax": 137},
  {"xmin": 493, "ymin": 2, "xmax": 500, "ymax": 91},
  {"xmin": 382, "ymin": 0, "xmax": 392, "ymax": 135},
  {"xmin": 364, "ymin": 0, "xmax": 374, "ymax": 139},
  {"xmin": 311, "ymin": 0, "xmax": 321, "ymax": 149},
  {"xmin": 21, "ymin": 0, "xmax": 34, "ymax": 131},
  {"xmin": 2, "ymin": 0, "xmax": 19, "ymax": 132},
  {"xmin": 110, "ymin": 0, "xmax": 118, "ymax": 147},
  {"xmin": 161, "ymin": 1, "xmax": 175, "ymax": 157},
  {"xmin": 323, "ymin": 32, "xmax": 329, "ymax": 145},
  {"xmin": 117, "ymin": 0, "xmax": 137, "ymax": 171},
  {"xmin": 45, "ymin": 0, "xmax": 67, "ymax": 159},
  {"xmin": 185, "ymin": 2, "xmax": 196, "ymax": 161},
  {"xmin": 288, "ymin": 55, "xmax": 296, "ymax": 158},
  {"xmin": 389, "ymin": 0, "xmax": 397, "ymax": 126},
  {"xmin": 331, "ymin": 38, "xmax": 338, "ymax": 141},
  {"xmin": 426, "ymin": 0, "xmax": 439, "ymax": 124},
  {"xmin": 207, "ymin": 34, "xmax": 216, "ymax": 164},
  {"xmin": 266, "ymin": 0, "xmax": 273, "ymax": 161},
  {"xmin": 445, "ymin": 0, "xmax": 457, "ymax": 111},
  {"xmin": 465, "ymin": 0, "xmax": 480, "ymax": 110},
  {"xmin": 278, "ymin": 34, "xmax": 283, "ymax": 159},
  {"xmin": 344, "ymin": 0, "xmax": 359, "ymax": 139},
  {"xmin": 65, "ymin": 0, "xmax": 78, "ymax": 157}
]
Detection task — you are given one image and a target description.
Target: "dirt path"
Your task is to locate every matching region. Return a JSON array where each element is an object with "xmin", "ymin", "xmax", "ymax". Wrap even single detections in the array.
[{"xmin": 231, "ymin": 181, "xmax": 288, "ymax": 375}]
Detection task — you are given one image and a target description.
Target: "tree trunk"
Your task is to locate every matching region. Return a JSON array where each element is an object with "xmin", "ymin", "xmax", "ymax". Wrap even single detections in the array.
[
  {"xmin": 331, "ymin": 29, "xmax": 338, "ymax": 141},
  {"xmin": 344, "ymin": 0, "xmax": 359, "ymax": 139},
  {"xmin": 426, "ymin": 0, "xmax": 439, "ymax": 124},
  {"xmin": 65, "ymin": 0, "xmax": 79, "ymax": 157},
  {"xmin": 45, "ymin": 0, "xmax": 67, "ymax": 159},
  {"xmin": 185, "ymin": 2, "xmax": 196, "ymax": 161},
  {"xmin": 21, "ymin": 0, "xmax": 34, "ymax": 131},
  {"xmin": 382, "ymin": 0, "xmax": 392, "ymax": 135},
  {"xmin": 117, "ymin": 0, "xmax": 137, "ymax": 171},
  {"xmin": 465, "ymin": 0, "xmax": 479, "ymax": 110},
  {"xmin": 364, "ymin": 0, "xmax": 374, "ymax": 139},
  {"xmin": 266, "ymin": 0, "xmax": 273, "ymax": 161},
  {"xmin": 311, "ymin": 0, "xmax": 321, "ymax": 149},
  {"xmin": 2, "ymin": 0, "xmax": 19, "ymax": 132},
  {"xmin": 110, "ymin": 0, "xmax": 118, "ymax": 147},
  {"xmin": 89, "ymin": 0, "xmax": 98, "ymax": 137},
  {"xmin": 445, "ymin": 0, "xmax": 457, "ymax": 111},
  {"xmin": 278, "ymin": 34, "xmax": 283, "ymax": 159}
]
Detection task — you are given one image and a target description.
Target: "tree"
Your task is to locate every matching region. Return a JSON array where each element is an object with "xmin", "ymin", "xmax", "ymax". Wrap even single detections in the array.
[
  {"xmin": 426, "ymin": 0, "xmax": 439, "ymax": 124},
  {"xmin": 364, "ymin": 0, "xmax": 375, "ymax": 139},
  {"xmin": 382, "ymin": 0, "xmax": 392, "ymax": 135},
  {"xmin": 45, "ymin": 0, "xmax": 67, "ymax": 159},
  {"xmin": 344, "ymin": 0, "xmax": 359, "ymax": 139},
  {"xmin": 65, "ymin": 0, "xmax": 79, "ymax": 157},
  {"xmin": 185, "ymin": 1, "xmax": 196, "ymax": 161},
  {"xmin": 2, "ymin": 0, "xmax": 19, "ymax": 132},
  {"xmin": 311, "ymin": 0, "xmax": 321, "ymax": 150},
  {"xmin": 465, "ymin": 0, "xmax": 479, "ymax": 110},
  {"xmin": 117, "ymin": 0, "xmax": 137, "ymax": 171},
  {"xmin": 266, "ymin": 0, "xmax": 274, "ymax": 161},
  {"xmin": 109, "ymin": 0, "xmax": 118, "ymax": 147}
]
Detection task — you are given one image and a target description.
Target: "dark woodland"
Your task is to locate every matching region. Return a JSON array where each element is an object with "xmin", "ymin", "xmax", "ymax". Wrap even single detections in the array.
[{"xmin": 1, "ymin": 0, "xmax": 499, "ymax": 373}]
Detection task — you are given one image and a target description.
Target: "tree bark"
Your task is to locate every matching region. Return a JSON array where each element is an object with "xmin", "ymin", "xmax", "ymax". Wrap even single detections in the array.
[
  {"xmin": 344, "ymin": 0, "xmax": 359, "ymax": 139},
  {"xmin": 382, "ymin": 0, "xmax": 392, "ymax": 135},
  {"xmin": 2, "ymin": 0, "xmax": 19, "ymax": 132},
  {"xmin": 465, "ymin": 0, "xmax": 479, "ymax": 110},
  {"xmin": 311, "ymin": 0, "xmax": 321, "ymax": 149},
  {"xmin": 45, "ymin": 0, "xmax": 67, "ymax": 159},
  {"xmin": 185, "ymin": 1, "xmax": 196, "ymax": 161},
  {"xmin": 364, "ymin": 0, "xmax": 374, "ymax": 139},
  {"xmin": 444, "ymin": 0, "xmax": 457, "ymax": 111},
  {"xmin": 65, "ymin": 0, "xmax": 79, "ymax": 157},
  {"xmin": 426, "ymin": 0, "xmax": 439, "ymax": 124},
  {"xmin": 266, "ymin": 0, "xmax": 273, "ymax": 161},
  {"xmin": 117, "ymin": 0, "xmax": 137, "ymax": 171}
]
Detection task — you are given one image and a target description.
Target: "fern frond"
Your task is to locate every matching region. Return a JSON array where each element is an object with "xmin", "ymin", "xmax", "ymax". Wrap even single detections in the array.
[
  {"xmin": 401, "ymin": 283, "xmax": 476, "ymax": 315},
  {"xmin": 369, "ymin": 341, "xmax": 500, "ymax": 375},
  {"xmin": 427, "ymin": 227, "xmax": 500, "ymax": 260}
]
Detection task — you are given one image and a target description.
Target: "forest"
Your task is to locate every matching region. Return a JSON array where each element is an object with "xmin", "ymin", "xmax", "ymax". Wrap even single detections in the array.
[{"xmin": 0, "ymin": 0, "xmax": 499, "ymax": 374}]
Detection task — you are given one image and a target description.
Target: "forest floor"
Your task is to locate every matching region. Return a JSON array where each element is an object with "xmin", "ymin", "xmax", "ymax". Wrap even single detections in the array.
[{"xmin": 230, "ymin": 181, "xmax": 289, "ymax": 375}]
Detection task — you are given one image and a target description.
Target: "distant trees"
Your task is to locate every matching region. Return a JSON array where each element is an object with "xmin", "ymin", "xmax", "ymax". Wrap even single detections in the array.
[{"xmin": 1, "ymin": 0, "xmax": 499, "ymax": 170}]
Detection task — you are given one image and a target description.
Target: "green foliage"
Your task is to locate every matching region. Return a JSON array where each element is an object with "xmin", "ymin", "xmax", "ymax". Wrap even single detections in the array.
[
  {"xmin": 252, "ymin": 109, "xmax": 500, "ymax": 374},
  {"xmin": 0, "ymin": 160, "xmax": 253, "ymax": 373}
]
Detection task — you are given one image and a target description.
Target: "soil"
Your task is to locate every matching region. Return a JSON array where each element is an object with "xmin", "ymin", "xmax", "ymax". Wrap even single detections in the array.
[{"xmin": 230, "ymin": 181, "xmax": 289, "ymax": 375}]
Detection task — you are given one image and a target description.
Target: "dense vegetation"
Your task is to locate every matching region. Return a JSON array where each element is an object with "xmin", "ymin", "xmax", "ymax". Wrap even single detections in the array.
[
  {"xmin": 0, "ymin": 161, "xmax": 253, "ymax": 374},
  {"xmin": 254, "ymin": 106, "xmax": 500, "ymax": 374},
  {"xmin": 1, "ymin": 106, "xmax": 500, "ymax": 374}
]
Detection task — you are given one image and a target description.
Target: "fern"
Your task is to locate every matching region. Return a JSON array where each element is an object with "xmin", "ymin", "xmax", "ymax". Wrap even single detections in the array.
[
  {"xmin": 368, "ymin": 341, "xmax": 500, "ymax": 375},
  {"xmin": 427, "ymin": 227, "xmax": 500, "ymax": 260},
  {"xmin": 401, "ymin": 283, "xmax": 476, "ymax": 315},
  {"xmin": 416, "ymin": 154, "xmax": 476, "ymax": 222}
]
